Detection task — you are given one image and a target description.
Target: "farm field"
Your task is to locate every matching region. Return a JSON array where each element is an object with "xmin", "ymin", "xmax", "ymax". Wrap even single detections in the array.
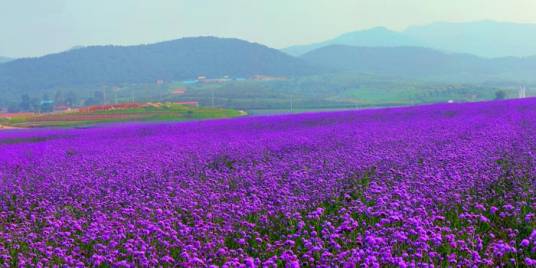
[
  {"xmin": 0, "ymin": 103, "xmax": 243, "ymax": 128},
  {"xmin": 165, "ymin": 73, "xmax": 521, "ymax": 113},
  {"xmin": 0, "ymin": 98, "xmax": 535, "ymax": 266}
]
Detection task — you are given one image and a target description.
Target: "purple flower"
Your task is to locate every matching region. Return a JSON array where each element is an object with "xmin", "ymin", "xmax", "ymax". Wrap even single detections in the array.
[
  {"xmin": 490, "ymin": 206, "xmax": 499, "ymax": 214},
  {"xmin": 0, "ymin": 98, "xmax": 535, "ymax": 267}
]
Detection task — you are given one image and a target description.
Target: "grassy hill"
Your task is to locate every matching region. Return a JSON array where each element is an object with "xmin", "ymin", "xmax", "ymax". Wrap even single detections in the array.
[
  {"xmin": 0, "ymin": 37, "xmax": 318, "ymax": 95},
  {"xmin": 1, "ymin": 33, "xmax": 533, "ymax": 114},
  {"xmin": 300, "ymin": 45, "xmax": 536, "ymax": 83}
]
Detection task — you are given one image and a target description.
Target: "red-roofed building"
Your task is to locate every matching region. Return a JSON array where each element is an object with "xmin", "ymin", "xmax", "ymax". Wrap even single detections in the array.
[{"xmin": 172, "ymin": 88, "xmax": 186, "ymax": 95}]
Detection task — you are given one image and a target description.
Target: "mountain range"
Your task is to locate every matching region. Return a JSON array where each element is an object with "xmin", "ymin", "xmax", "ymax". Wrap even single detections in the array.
[
  {"xmin": 1, "ymin": 20, "xmax": 536, "ymax": 98},
  {"xmin": 284, "ymin": 21, "xmax": 536, "ymax": 58},
  {"xmin": 0, "ymin": 37, "xmax": 316, "ymax": 93},
  {"xmin": 283, "ymin": 27, "xmax": 422, "ymax": 57},
  {"xmin": 300, "ymin": 45, "xmax": 536, "ymax": 82}
]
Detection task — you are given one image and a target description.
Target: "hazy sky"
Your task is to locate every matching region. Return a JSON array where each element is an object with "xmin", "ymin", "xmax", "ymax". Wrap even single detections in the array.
[{"xmin": 2, "ymin": 0, "xmax": 536, "ymax": 58}]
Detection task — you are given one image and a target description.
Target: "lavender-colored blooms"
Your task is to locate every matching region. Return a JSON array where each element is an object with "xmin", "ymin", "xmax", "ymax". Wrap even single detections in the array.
[{"xmin": 0, "ymin": 99, "xmax": 535, "ymax": 266}]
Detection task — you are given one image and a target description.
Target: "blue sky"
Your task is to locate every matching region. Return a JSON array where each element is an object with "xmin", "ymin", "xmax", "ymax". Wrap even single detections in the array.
[{"xmin": 1, "ymin": 0, "xmax": 536, "ymax": 57}]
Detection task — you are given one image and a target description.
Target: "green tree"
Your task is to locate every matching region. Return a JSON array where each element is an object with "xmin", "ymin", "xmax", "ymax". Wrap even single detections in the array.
[
  {"xmin": 19, "ymin": 94, "xmax": 31, "ymax": 111},
  {"xmin": 495, "ymin": 90, "xmax": 507, "ymax": 100},
  {"xmin": 40, "ymin": 93, "xmax": 54, "ymax": 113},
  {"xmin": 54, "ymin": 90, "xmax": 65, "ymax": 106},
  {"xmin": 65, "ymin": 91, "xmax": 79, "ymax": 107},
  {"xmin": 94, "ymin": 91, "xmax": 105, "ymax": 104},
  {"xmin": 7, "ymin": 103, "xmax": 20, "ymax": 113}
]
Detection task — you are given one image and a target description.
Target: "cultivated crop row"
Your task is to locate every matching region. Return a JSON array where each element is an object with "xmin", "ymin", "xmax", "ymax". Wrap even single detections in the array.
[{"xmin": 0, "ymin": 99, "xmax": 534, "ymax": 266}]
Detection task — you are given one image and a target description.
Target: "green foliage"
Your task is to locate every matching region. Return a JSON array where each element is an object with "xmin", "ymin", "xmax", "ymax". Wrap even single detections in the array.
[
  {"xmin": 0, "ymin": 70, "xmax": 523, "ymax": 115},
  {"xmin": 173, "ymin": 73, "xmax": 512, "ymax": 114},
  {"xmin": 0, "ymin": 37, "xmax": 315, "ymax": 95},
  {"xmin": 495, "ymin": 90, "xmax": 507, "ymax": 100}
]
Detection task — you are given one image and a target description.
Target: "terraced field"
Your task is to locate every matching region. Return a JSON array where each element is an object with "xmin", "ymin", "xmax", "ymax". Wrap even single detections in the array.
[{"xmin": 0, "ymin": 103, "xmax": 243, "ymax": 128}]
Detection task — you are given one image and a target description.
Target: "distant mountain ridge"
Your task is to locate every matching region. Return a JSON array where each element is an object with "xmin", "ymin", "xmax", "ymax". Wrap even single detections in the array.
[
  {"xmin": 301, "ymin": 45, "xmax": 536, "ymax": 82},
  {"xmin": 283, "ymin": 27, "xmax": 423, "ymax": 56},
  {"xmin": 3, "ymin": 26, "xmax": 536, "ymax": 98},
  {"xmin": 284, "ymin": 21, "xmax": 536, "ymax": 58},
  {"xmin": 405, "ymin": 21, "xmax": 536, "ymax": 58},
  {"xmin": 0, "ymin": 37, "xmax": 317, "ymax": 93}
]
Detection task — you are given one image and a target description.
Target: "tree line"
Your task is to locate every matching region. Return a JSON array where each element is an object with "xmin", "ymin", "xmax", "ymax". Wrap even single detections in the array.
[{"xmin": 3, "ymin": 90, "xmax": 108, "ymax": 113}]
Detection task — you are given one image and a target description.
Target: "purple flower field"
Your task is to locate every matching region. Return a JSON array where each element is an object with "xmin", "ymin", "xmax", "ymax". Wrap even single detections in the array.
[{"xmin": 0, "ymin": 99, "xmax": 535, "ymax": 267}]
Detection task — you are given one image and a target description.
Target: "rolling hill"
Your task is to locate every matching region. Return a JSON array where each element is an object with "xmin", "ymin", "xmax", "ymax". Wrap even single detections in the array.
[
  {"xmin": 284, "ymin": 21, "xmax": 536, "ymax": 58},
  {"xmin": 300, "ymin": 45, "xmax": 536, "ymax": 82},
  {"xmin": 283, "ymin": 27, "xmax": 422, "ymax": 56},
  {"xmin": 0, "ymin": 37, "xmax": 318, "ymax": 94},
  {"xmin": 405, "ymin": 21, "xmax": 536, "ymax": 58}
]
